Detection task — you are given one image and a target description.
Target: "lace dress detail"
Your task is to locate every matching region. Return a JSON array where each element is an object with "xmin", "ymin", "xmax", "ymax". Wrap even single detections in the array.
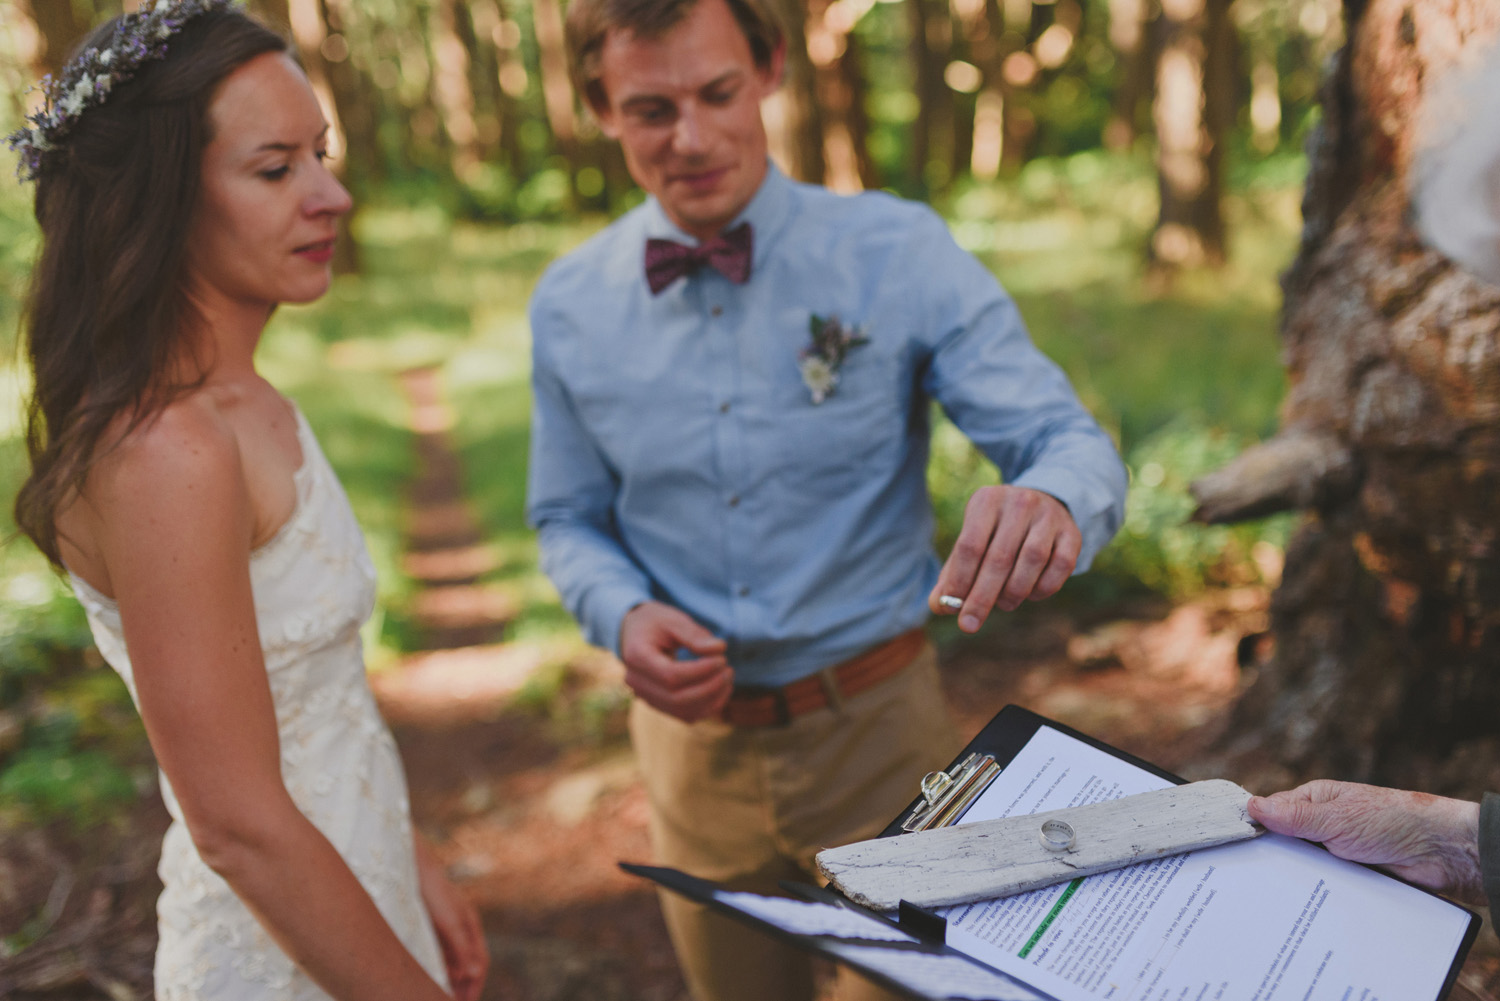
[{"xmin": 69, "ymin": 406, "xmax": 447, "ymax": 999}]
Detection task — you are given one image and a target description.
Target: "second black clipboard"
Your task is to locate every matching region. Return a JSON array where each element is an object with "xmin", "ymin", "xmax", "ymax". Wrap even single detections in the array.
[{"xmin": 620, "ymin": 862, "xmax": 1059, "ymax": 1001}]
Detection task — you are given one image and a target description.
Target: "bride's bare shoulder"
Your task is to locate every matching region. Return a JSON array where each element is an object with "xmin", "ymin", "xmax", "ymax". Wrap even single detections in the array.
[
  {"xmin": 99, "ymin": 394, "xmax": 241, "ymax": 486},
  {"xmin": 80, "ymin": 394, "xmax": 253, "ymax": 538}
]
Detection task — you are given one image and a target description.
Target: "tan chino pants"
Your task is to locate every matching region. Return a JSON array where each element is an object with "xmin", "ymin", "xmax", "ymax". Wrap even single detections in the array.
[{"xmin": 629, "ymin": 642, "xmax": 963, "ymax": 1001}]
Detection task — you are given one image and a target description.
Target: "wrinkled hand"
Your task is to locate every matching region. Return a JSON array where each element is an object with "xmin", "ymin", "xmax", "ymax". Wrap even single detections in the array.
[
  {"xmin": 619, "ymin": 601, "xmax": 733, "ymax": 722},
  {"xmin": 1248, "ymin": 780, "xmax": 1484, "ymax": 904},
  {"xmin": 415, "ymin": 841, "xmax": 489, "ymax": 1001},
  {"xmin": 929, "ymin": 486, "xmax": 1081, "ymax": 632}
]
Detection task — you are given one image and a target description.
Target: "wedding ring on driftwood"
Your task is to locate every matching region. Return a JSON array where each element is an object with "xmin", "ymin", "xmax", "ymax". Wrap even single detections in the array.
[
  {"xmin": 1039, "ymin": 819, "xmax": 1075, "ymax": 852},
  {"xmin": 817, "ymin": 779, "xmax": 1264, "ymax": 911},
  {"xmin": 938, "ymin": 595, "xmax": 964, "ymax": 610}
]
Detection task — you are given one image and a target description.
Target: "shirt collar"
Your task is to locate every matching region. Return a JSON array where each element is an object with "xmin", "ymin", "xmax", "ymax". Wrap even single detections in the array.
[{"xmin": 641, "ymin": 159, "xmax": 795, "ymax": 275}]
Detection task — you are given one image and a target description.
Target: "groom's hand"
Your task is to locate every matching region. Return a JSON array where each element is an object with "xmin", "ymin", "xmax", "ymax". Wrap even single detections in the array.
[
  {"xmin": 929, "ymin": 485, "xmax": 1080, "ymax": 633},
  {"xmin": 619, "ymin": 601, "xmax": 734, "ymax": 722}
]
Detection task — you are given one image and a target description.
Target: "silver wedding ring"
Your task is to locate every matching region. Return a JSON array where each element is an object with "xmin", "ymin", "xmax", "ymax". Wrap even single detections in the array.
[
  {"xmin": 1040, "ymin": 819, "xmax": 1076, "ymax": 852},
  {"xmin": 938, "ymin": 595, "xmax": 964, "ymax": 610}
]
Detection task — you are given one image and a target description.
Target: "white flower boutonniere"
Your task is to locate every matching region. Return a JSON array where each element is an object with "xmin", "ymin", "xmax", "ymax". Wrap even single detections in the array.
[{"xmin": 799, "ymin": 314, "xmax": 868, "ymax": 404}]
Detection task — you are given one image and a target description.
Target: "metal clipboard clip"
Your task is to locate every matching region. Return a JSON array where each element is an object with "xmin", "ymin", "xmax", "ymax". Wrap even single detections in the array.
[{"xmin": 900, "ymin": 752, "xmax": 1001, "ymax": 832}]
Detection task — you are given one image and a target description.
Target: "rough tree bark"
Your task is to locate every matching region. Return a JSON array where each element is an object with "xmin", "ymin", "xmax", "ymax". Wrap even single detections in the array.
[{"xmin": 1192, "ymin": 0, "xmax": 1500, "ymax": 799}]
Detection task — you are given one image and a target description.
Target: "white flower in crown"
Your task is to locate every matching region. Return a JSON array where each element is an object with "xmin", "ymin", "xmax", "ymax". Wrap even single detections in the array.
[{"xmin": 61, "ymin": 78, "xmax": 94, "ymax": 117}]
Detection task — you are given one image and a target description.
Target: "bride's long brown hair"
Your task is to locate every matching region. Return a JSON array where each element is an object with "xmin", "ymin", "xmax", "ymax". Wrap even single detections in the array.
[{"xmin": 14, "ymin": 10, "xmax": 287, "ymax": 567}]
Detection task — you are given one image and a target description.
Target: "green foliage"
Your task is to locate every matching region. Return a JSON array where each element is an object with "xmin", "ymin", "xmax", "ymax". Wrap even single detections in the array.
[
  {"xmin": 1095, "ymin": 419, "xmax": 1293, "ymax": 598},
  {"xmin": 0, "ymin": 565, "xmax": 145, "ymax": 831}
]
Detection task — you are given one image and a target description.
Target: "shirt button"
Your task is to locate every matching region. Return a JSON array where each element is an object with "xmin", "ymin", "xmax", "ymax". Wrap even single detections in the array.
[
  {"xmin": 711, "ymin": 305, "xmax": 724, "ymax": 317},
  {"xmin": 728, "ymin": 495, "xmax": 741, "ymax": 507},
  {"xmin": 738, "ymin": 586, "xmax": 750, "ymax": 597},
  {"xmin": 719, "ymin": 402, "xmax": 731, "ymax": 414}
]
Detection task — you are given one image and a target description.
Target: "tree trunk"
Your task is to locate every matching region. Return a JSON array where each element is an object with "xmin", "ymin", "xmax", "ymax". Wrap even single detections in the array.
[
  {"xmin": 1105, "ymin": 0, "xmax": 1158, "ymax": 151},
  {"xmin": 1193, "ymin": 0, "xmax": 1500, "ymax": 800},
  {"xmin": 805, "ymin": 0, "xmax": 879, "ymax": 192},
  {"xmin": 430, "ymin": 0, "xmax": 482, "ymax": 179},
  {"xmin": 16, "ymin": 0, "xmax": 91, "ymax": 78},
  {"xmin": 288, "ymin": 0, "xmax": 358, "ymax": 272},
  {"xmin": 468, "ymin": 0, "xmax": 526, "ymax": 177},
  {"xmin": 900, "ymin": 0, "xmax": 936, "ymax": 193},
  {"xmin": 531, "ymin": 0, "xmax": 584, "ymax": 205},
  {"xmin": 764, "ymin": 0, "xmax": 826, "ymax": 183},
  {"xmin": 1150, "ymin": 0, "xmax": 1229, "ymax": 271}
]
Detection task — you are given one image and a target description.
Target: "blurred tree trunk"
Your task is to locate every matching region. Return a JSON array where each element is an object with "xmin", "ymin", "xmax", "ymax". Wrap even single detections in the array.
[
  {"xmin": 765, "ymin": 0, "xmax": 826, "ymax": 183},
  {"xmin": 468, "ymin": 0, "xmax": 526, "ymax": 177},
  {"xmin": 288, "ymin": 0, "xmax": 359, "ymax": 272},
  {"xmin": 964, "ymin": 0, "xmax": 1019, "ymax": 180},
  {"xmin": 15, "ymin": 0, "xmax": 91, "ymax": 78},
  {"xmin": 1149, "ymin": 0, "xmax": 1230, "ymax": 271},
  {"xmin": 1105, "ymin": 0, "xmax": 1158, "ymax": 150},
  {"xmin": 948, "ymin": 0, "xmax": 975, "ymax": 182},
  {"xmin": 319, "ymin": 0, "xmax": 382, "ymax": 193},
  {"xmin": 532, "ymin": 0, "xmax": 584, "ymax": 205},
  {"xmin": 805, "ymin": 0, "xmax": 878, "ymax": 192},
  {"xmin": 1191, "ymin": 0, "xmax": 1500, "ymax": 799},
  {"xmin": 429, "ymin": 0, "xmax": 481, "ymax": 179},
  {"xmin": 906, "ymin": 0, "xmax": 957, "ymax": 192},
  {"xmin": 248, "ymin": 0, "xmax": 292, "ymax": 32}
]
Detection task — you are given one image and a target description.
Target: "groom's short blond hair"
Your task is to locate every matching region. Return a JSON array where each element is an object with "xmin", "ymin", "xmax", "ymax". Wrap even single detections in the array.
[{"xmin": 565, "ymin": 0, "xmax": 783, "ymax": 115}]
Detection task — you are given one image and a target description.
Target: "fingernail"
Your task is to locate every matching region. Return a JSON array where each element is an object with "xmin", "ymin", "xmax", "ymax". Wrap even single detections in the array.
[{"xmin": 960, "ymin": 615, "xmax": 980, "ymax": 632}]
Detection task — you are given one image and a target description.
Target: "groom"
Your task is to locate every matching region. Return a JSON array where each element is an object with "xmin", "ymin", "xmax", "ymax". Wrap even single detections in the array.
[{"xmin": 524, "ymin": 0, "xmax": 1127, "ymax": 996}]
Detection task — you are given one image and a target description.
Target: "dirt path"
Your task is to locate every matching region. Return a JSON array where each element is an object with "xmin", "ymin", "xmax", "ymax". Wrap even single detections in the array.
[{"xmin": 373, "ymin": 367, "xmax": 688, "ymax": 1001}]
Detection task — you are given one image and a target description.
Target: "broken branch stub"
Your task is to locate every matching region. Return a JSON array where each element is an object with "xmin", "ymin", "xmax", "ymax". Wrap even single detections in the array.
[{"xmin": 1189, "ymin": 432, "xmax": 1356, "ymax": 525}]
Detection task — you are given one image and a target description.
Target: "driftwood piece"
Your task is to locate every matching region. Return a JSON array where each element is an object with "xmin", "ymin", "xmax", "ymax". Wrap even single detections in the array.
[
  {"xmin": 815, "ymin": 779, "xmax": 1262, "ymax": 912},
  {"xmin": 1188, "ymin": 431, "xmax": 1356, "ymax": 525}
]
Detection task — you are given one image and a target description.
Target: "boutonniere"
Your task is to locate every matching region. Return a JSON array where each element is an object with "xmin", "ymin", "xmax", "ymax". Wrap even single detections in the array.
[{"xmin": 799, "ymin": 314, "xmax": 868, "ymax": 404}]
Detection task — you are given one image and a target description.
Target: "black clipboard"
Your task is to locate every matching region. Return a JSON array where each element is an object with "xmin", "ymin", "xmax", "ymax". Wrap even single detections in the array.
[
  {"xmin": 620, "ymin": 862, "xmax": 1060, "ymax": 1001},
  {"xmin": 624, "ymin": 704, "xmax": 1482, "ymax": 1001}
]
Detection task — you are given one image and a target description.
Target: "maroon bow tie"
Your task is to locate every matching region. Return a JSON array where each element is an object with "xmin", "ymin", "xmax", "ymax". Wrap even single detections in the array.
[{"xmin": 645, "ymin": 222, "xmax": 753, "ymax": 294}]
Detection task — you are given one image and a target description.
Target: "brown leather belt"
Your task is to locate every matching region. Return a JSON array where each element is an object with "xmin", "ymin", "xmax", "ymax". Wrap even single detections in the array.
[{"xmin": 720, "ymin": 628, "xmax": 926, "ymax": 727}]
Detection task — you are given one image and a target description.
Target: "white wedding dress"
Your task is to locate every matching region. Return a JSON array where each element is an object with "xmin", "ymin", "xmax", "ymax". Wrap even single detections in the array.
[{"xmin": 69, "ymin": 406, "xmax": 448, "ymax": 999}]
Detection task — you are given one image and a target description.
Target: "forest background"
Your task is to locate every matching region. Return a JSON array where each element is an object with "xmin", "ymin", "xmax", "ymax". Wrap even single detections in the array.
[{"xmin": 4, "ymin": 0, "xmax": 1468, "ymax": 997}]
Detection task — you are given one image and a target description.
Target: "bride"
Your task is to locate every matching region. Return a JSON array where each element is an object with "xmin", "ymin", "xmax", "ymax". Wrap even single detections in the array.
[{"xmin": 9, "ymin": 3, "xmax": 487, "ymax": 998}]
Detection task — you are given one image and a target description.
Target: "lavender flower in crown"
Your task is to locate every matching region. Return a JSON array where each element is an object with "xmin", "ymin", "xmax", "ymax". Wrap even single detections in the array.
[
  {"xmin": 799, "ymin": 313, "xmax": 869, "ymax": 404},
  {"xmin": 6, "ymin": 0, "xmax": 239, "ymax": 182}
]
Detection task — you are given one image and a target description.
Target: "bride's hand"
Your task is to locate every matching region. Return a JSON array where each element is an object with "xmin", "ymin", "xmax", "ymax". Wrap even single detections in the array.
[{"xmin": 415, "ymin": 840, "xmax": 489, "ymax": 1000}]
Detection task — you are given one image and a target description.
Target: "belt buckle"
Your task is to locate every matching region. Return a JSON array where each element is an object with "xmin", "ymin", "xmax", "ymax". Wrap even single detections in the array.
[{"xmin": 733, "ymin": 684, "xmax": 791, "ymax": 726}]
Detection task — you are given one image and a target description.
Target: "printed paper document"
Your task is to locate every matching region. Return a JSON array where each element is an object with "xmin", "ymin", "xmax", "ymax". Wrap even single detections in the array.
[{"xmin": 939, "ymin": 726, "xmax": 1471, "ymax": 1001}]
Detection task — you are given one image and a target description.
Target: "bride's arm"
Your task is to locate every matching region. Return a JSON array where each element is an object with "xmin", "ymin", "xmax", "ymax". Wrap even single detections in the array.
[{"xmin": 90, "ymin": 403, "xmax": 451, "ymax": 1001}]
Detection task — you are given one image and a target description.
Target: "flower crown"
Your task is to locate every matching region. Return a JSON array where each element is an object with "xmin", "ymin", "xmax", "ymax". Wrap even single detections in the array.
[{"xmin": 6, "ymin": 0, "xmax": 238, "ymax": 182}]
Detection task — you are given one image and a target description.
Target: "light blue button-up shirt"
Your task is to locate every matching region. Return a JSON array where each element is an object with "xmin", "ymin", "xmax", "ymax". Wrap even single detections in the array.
[{"xmin": 527, "ymin": 165, "xmax": 1126, "ymax": 686}]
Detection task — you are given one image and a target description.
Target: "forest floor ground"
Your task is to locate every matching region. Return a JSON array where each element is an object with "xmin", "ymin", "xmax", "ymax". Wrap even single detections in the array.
[{"xmin": 5, "ymin": 369, "xmax": 1500, "ymax": 1001}]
